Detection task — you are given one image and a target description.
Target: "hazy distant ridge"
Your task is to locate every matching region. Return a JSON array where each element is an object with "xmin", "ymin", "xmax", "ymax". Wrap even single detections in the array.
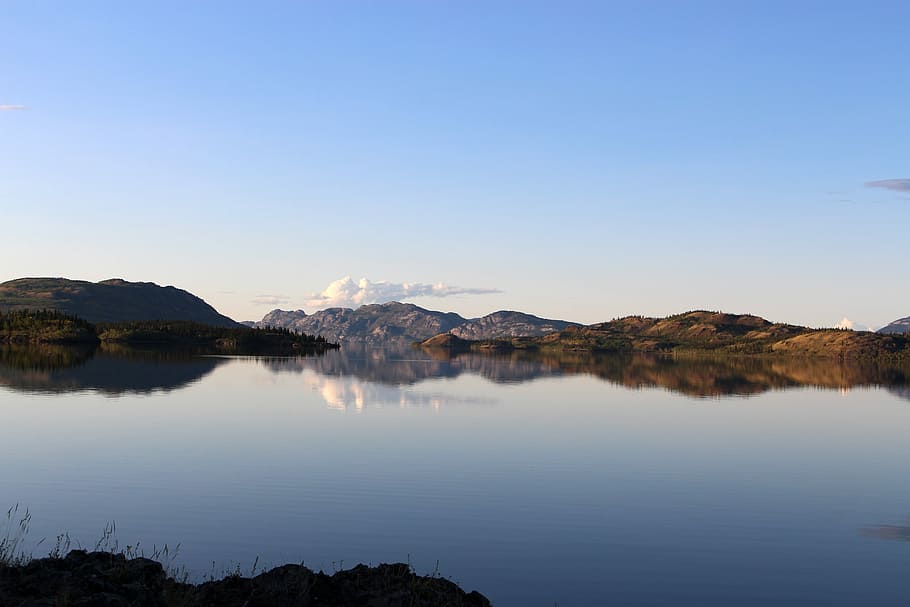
[{"xmin": 878, "ymin": 316, "xmax": 910, "ymax": 335}]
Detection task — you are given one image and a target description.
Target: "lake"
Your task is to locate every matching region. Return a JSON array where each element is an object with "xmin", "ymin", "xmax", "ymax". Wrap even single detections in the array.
[{"xmin": 2, "ymin": 345, "xmax": 910, "ymax": 606}]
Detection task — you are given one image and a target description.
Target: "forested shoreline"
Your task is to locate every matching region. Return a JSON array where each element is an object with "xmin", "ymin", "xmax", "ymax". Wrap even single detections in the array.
[{"xmin": 0, "ymin": 310, "xmax": 338, "ymax": 354}]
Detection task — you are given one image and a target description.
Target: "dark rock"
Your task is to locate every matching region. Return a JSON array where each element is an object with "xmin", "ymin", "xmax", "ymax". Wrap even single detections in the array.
[{"xmin": 0, "ymin": 551, "xmax": 491, "ymax": 607}]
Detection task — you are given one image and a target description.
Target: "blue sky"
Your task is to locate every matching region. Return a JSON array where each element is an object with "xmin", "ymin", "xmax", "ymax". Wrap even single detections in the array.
[{"xmin": 1, "ymin": 1, "xmax": 908, "ymax": 327}]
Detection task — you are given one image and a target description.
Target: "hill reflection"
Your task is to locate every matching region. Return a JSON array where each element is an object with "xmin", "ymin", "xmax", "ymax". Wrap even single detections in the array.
[
  {"xmin": 0, "ymin": 344, "xmax": 230, "ymax": 395},
  {"xmin": 3, "ymin": 344, "xmax": 909, "ymax": 401},
  {"xmin": 266, "ymin": 347, "xmax": 910, "ymax": 400},
  {"xmin": 538, "ymin": 351, "xmax": 910, "ymax": 398}
]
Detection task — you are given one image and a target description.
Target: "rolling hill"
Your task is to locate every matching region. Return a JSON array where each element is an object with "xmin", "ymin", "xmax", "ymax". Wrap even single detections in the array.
[
  {"xmin": 0, "ymin": 277, "xmax": 239, "ymax": 326},
  {"xmin": 421, "ymin": 310, "xmax": 910, "ymax": 360}
]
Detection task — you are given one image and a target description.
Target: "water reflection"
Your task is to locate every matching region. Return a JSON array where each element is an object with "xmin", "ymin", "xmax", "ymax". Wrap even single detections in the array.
[
  {"xmin": 0, "ymin": 343, "xmax": 96, "ymax": 371},
  {"xmin": 298, "ymin": 372, "xmax": 496, "ymax": 412},
  {"xmin": 547, "ymin": 352, "xmax": 910, "ymax": 398},
  {"xmin": 267, "ymin": 347, "xmax": 910, "ymax": 400},
  {"xmin": 3, "ymin": 344, "xmax": 910, "ymax": 401},
  {"xmin": 262, "ymin": 346, "xmax": 561, "ymax": 386},
  {"xmin": 0, "ymin": 344, "xmax": 229, "ymax": 395}
]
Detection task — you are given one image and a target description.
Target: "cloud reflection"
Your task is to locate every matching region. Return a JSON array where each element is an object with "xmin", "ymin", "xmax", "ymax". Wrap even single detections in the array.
[{"xmin": 298, "ymin": 371, "xmax": 496, "ymax": 412}]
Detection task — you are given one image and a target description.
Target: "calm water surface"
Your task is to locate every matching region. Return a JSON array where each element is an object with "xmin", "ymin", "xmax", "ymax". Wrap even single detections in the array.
[{"xmin": 2, "ymin": 346, "xmax": 910, "ymax": 606}]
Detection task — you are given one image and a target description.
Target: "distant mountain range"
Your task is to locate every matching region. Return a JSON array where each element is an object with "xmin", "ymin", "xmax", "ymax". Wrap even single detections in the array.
[
  {"xmin": 0, "ymin": 278, "xmax": 238, "ymax": 327},
  {"xmin": 878, "ymin": 316, "xmax": 910, "ymax": 335},
  {"xmin": 5, "ymin": 276, "xmax": 908, "ymax": 352},
  {"xmin": 254, "ymin": 302, "xmax": 578, "ymax": 346}
]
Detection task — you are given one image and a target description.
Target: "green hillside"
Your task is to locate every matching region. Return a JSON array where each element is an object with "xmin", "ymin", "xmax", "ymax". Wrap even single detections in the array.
[{"xmin": 0, "ymin": 277, "xmax": 238, "ymax": 326}]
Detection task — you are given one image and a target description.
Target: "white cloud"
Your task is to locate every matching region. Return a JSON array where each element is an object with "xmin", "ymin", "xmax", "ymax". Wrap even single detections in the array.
[
  {"xmin": 0, "ymin": 105, "xmax": 27, "ymax": 111},
  {"xmin": 865, "ymin": 179, "xmax": 910, "ymax": 193},
  {"xmin": 251, "ymin": 294, "xmax": 292, "ymax": 306},
  {"xmin": 835, "ymin": 317, "xmax": 855, "ymax": 330},
  {"xmin": 834, "ymin": 317, "xmax": 877, "ymax": 332},
  {"xmin": 305, "ymin": 276, "xmax": 501, "ymax": 309}
]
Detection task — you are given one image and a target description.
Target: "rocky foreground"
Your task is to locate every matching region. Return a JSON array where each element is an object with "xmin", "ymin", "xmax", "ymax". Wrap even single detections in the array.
[{"xmin": 0, "ymin": 550, "xmax": 491, "ymax": 607}]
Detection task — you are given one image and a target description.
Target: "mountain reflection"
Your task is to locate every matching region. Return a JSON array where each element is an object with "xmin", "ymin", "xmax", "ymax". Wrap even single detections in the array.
[
  {"xmin": 3, "ymin": 344, "xmax": 909, "ymax": 402},
  {"xmin": 263, "ymin": 347, "xmax": 497, "ymax": 411},
  {"xmin": 0, "ymin": 344, "xmax": 229, "ymax": 395},
  {"xmin": 545, "ymin": 351, "xmax": 910, "ymax": 398},
  {"xmin": 266, "ymin": 347, "xmax": 910, "ymax": 400},
  {"xmin": 262, "ymin": 345, "xmax": 562, "ymax": 386}
]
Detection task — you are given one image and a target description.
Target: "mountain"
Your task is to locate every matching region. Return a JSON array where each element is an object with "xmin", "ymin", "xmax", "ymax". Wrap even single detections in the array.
[
  {"xmin": 449, "ymin": 310, "xmax": 575, "ymax": 340},
  {"xmin": 258, "ymin": 309, "xmax": 311, "ymax": 328},
  {"xmin": 0, "ymin": 277, "xmax": 239, "ymax": 327},
  {"xmin": 255, "ymin": 303, "xmax": 464, "ymax": 346},
  {"xmin": 878, "ymin": 316, "xmax": 910, "ymax": 335},
  {"xmin": 254, "ymin": 302, "xmax": 577, "ymax": 346},
  {"xmin": 421, "ymin": 310, "xmax": 910, "ymax": 360}
]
